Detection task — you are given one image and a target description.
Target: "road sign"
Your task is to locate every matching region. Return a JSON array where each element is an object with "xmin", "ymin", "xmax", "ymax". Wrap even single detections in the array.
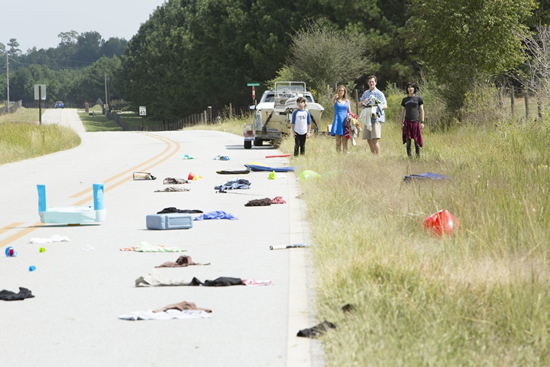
[
  {"xmin": 247, "ymin": 83, "xmax": 260, "ymax": 87},
  {"xmin": 34, "ymin": 84, "xmax": 47, "ymax": 100},
  {"xmin": 139, "ymin": 106, "xmax": 146, "ymax": 116}
]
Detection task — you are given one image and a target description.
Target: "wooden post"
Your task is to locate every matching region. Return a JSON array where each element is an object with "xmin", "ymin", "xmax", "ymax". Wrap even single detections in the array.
[
  {"xmin": 229, "ymin": 103, "xmax": 233, "ymax": 119},
  {"xmin": 39, "ymin": 86, "xmax": 42, "ymax": 125},
  {"xmin": 510, "ymin": 86, "xmax": 514, "ymax": 117},
  {"xmin": 524, "ymin": 92, "xmax": 529, "ymax": 119},
  {"xmin": 208, "ymin": 106, "xmax": 212, "ymax": 124},
  {"xmin": 537, "ymin": 96, "xmax": 542, "ymax": 119}
]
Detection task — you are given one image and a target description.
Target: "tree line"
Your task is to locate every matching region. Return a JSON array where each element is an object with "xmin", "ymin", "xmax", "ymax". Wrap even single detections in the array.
[
  {"xmin": 2, "ymin": 0, "xmax": 550, "ymax": 119},
  {"xmin": 0, "ymin": 32, "xmax": 126, "ymax": 105}
]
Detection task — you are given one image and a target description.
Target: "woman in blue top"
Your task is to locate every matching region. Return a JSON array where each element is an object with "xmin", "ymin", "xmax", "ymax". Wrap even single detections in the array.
[{"xmin": 330, "ymin": 85, "xmax": 352, "ymax": 153}]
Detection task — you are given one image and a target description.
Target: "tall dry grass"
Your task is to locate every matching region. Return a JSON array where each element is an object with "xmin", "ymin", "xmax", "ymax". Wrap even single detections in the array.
[
  {"xmin": 280, "ymin": 87, "xmax": 550, "ymax": 365},
  {"xmin": 0, "ymin": 122, "xmax": 81, "ymax": 165}
]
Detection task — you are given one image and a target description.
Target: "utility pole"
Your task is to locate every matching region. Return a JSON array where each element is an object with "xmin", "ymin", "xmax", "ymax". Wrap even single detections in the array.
[
  {"xmin": 104, "ymin": 74, "xmax": 108, "ymax": 115},
  {"xmin": 6, "ymin": 53, "xmax": 9, "ymax": 112}
]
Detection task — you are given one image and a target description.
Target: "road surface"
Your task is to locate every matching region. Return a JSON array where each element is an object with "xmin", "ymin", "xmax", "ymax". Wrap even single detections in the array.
[{"xmin": 0, "ymin": 109, "xmax": 322, "ymax": 366}]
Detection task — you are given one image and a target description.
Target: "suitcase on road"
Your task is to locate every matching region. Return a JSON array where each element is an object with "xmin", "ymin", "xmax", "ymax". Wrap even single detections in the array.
[{"xmin": 146, "ymin": 214, "xmax": 193, "ymax": 230}]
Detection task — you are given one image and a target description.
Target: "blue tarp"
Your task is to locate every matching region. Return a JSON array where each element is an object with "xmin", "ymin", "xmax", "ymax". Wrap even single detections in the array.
[
  {"xmin": 403, "ymin": 172, "xmax": 450, "ymax": 183},
  {"xmin": 245, "ymin": 164, "xmax": 297, "ymax": 172}
]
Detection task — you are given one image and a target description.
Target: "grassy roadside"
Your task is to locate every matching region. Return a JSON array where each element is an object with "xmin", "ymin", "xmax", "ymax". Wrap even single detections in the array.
[
  {"xmin": 188, "ymin": 113, "xmax": 550, "ymax": 365},
  {"xmin": 78, "ymin": 111, "xmax": 122, "ymax": 132},
  {"xmin": 1, "ymin": 107, "xmax": 81, "ymax": 165}
]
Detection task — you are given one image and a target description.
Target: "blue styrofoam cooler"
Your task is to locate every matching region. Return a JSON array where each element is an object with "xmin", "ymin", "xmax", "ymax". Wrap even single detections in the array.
[{"xmin": 146, "ymin": 214, "xmax": 193, "ymax": 230}]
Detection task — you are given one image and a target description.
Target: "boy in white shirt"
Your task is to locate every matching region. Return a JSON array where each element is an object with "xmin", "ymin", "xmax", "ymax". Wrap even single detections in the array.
[{"xmin": 291, "ymin": 96, "xmax": 312, "ymax": 156}]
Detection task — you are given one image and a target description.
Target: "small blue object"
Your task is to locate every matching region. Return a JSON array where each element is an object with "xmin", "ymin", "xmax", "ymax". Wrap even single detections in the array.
[
  {"xmin": 146, "ymin": 214, "xmax": 193, "ymax": 230},
  {"xmin": 29, "ymin": 266, "xmax": 36, "ymax": 272},
  {"xmin": 403, "ymin": 172, "xmax": 450, "ymax": 183},
  {"xmin": 93, "ymin": 183, "xmax": 104, "ymax": 210},
  {"xmin": 5, "ymin": 246, "xmax": 17, "ymax": 257},
  {"xmin": 37, "ymin": 185, "xmax": 47, "ymax": 212}
]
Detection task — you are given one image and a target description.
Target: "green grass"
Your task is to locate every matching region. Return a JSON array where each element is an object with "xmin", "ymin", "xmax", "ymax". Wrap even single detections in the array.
[
  {"xmin": 184, "ymin": 115, "xmax": 247, "ymax": 136},
  {"xmin": 0, "ymin": 122, "xmax": 81, "ymax": 165},
  {"xmin": 78, "ymin": 111, "xmax": 122, "ymax": 132},
  {"xmin": 0, "ymin": 107, "xmax": 43, "ymax": 124},
  {"xmin": 190, "ymin": 108, "xmax": 550, "ymax": 365}
]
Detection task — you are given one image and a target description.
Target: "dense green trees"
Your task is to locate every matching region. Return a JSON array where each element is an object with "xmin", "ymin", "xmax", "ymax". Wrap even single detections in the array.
[
  {"xmin": 0, "ymin": 31, "xmax": 126, "ymax": 104},
  {"xmin": 2, "ymin": 0, "xmax": 550, "ymax": 118},
  {"xmin": 412, "ymin": 0, "xmax": 536, "ymax": 111},
  {"xmin": 121, "ymin": 0, "xmax": 420, "ymax": 118}
]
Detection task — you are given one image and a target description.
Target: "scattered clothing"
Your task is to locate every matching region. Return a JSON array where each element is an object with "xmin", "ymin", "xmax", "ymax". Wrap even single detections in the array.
[
  {"xmin": 136, "ymin": 273, "xmax": 271, "ymax": 287},
  {"xmin": 155, "ymin": 186, "xmax": 190, "ymax": 192},
  {"xmin": 214, "ymin": 179, "xmax": 251, "ymax": 192},
  {"xmin": 297, "ymin": 320, "xmax": 337, "ymax": 338},
  {"xmin": 342, "ymin": 304, "xmax": 356, "ymax": 313},
  {"xmin": 163, "ymin": 177, "xmax": 189, "ymax": 185},
  {"xmin": 154, "ymin": 301, "xmax": 212, "ymax": 313},
  {"xmin": 119, "ymin": 309, "xmax": 211, "ymax": 321},
  {"xmin": 242, "ymin": 279, "xmax": 274, "ymax": 286},
  {"xmin": 271, "ymin": 196, "xmax": 286, "ymax": 204},
  {"xmin": 191, "ymin": 277, "xmax": 244, "ymax": 287},
  {"xmin": 135, "ymin": 271, "xmax": 194, "ymax": 287},
  {"xmin": 155, "ymin": 256, "xmax": 210, "ymax": 268},
  {"xmin": 30, "ymin": 235, "xmax": 70, "ymax": 244},
  {"xmin": 133, "ymin": 172, "xmax": 156, "ymax": 180},
  {"xmin": 216, "ymin": 169, "xmax": 251, "ymax": 175},
  {"xmin": 157, "ymin": 207, "xmax": 203, "ymax": 214},
  {"xmin": 193, "ymin": 211, "xmax": 238, "ymax": 221},
  {"xmin": 120, "ymin": 242, "xmax": 186, "ymax": 252},
  {"xmin": 245, "ymin": 198, "xmax": 272, "ymax": 207},
  {"xmin": 0, "ymin": 287, "xmax": 35, "ymax": 301},
  {"xmin": 213, "ymin": 155, "xmax": 230, "ymax": 161},
  {"xmin": 119, "ymin": 301, "xmax": 213, "ymax": 320},
  {"xmin": 403, "ymin": 172, "xmax": 450, "ymax": 183}
]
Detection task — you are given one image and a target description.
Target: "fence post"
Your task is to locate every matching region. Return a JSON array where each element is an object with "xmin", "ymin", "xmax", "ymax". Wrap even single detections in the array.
[
  {"xmin": 510, "ymin": 86, "xmax": 514, "ymax": 117},
  {"xmin": 229, "ymin": 103, "xmax": 233, "ymax": 119},
  {"xmin": 203, "ymin": 110, "xmax": 207, "ymax": 124},
  {"xmin": 524, "ymin": 92, "xmax": 529, "ymax": 119},
  {"xmin": 208, "ymin": 106, "xmax": 212, "ymax": 124}
]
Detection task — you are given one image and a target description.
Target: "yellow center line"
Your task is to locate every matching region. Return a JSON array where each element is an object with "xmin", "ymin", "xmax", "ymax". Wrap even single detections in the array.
[
  {"xmin": 0, "ymin": 222, "xmax": 44, "ymax": 248},
  {"xmin": 1, "ymin": 133, "xmax": 181, "ymax": 249},
  {"xmin": 0, "ymin": 222, "xmax": 25, "ymax": 236},
  {"xmin": 72, "ymin": 134, "xmax": 181, "ymax": 206},
  {"xmin": 69, "ymin": 133, "xmax": 174, "ymax": 199}
]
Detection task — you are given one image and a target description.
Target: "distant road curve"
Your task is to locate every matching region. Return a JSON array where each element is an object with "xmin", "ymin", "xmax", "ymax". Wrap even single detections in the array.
[{"xmin": 41, "ymin": 108, "xmax": 86, "ymax": 134}]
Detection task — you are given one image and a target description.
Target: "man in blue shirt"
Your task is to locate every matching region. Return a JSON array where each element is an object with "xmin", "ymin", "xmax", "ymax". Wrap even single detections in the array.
[{"xmin": 360, "ymin": 75, "xmax": 387, "ymax": 155}]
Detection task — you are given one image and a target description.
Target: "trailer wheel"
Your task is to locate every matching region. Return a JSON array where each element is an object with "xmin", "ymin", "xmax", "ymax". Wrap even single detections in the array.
[
  {"xmin": 244, "ymin": 140, "xmax": 252, "ymax": 149},
  {"xmin": 254, "ymin": 138, "xmax": 263, "ymax": 146}
]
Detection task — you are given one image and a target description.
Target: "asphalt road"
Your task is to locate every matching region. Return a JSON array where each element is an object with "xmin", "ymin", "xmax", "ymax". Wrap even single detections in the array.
[{"xmin": 0, "ymin": 109, "xmax": 321, "ymax": 367}]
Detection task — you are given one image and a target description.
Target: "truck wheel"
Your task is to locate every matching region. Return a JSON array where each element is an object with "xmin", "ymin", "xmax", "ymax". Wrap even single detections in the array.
[
  {"xmin": 254, "ymin": 138, "xmax": 263, "ymax": 146},
  {"xmin": 244, "ymin": 141, "xmax": 252, "ymax": 149}
]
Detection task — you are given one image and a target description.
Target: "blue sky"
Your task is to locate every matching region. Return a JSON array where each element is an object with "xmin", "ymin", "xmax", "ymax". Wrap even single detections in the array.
[{"xmin": 0, "ymin": 0, "xmax": 167, "ymax": 52}]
